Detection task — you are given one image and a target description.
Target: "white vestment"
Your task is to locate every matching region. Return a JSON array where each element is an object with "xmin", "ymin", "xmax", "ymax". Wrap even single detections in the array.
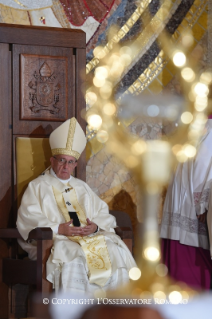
[
  {"xmin": 16, "ymin": 169, "xmax": 136, "ymax": 294},
  {"xmin": 160, "ymin": 120, "xmax": 212, "ymax": 250}
]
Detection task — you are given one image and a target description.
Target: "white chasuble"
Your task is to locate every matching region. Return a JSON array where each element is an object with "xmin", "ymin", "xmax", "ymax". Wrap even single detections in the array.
[
  {"xmin": 52, "ymin": 186, "xmax": 112, "ymax": 287},
  {"xmin": 17, "ymin": 169, "xmax": 136, "ymax": 291}
]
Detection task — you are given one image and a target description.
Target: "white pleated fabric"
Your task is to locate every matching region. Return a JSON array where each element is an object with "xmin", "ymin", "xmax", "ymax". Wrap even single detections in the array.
[
  {"xmin": 51, "ymin": 256, "xmax": 130, "ymax": 294},
  {"xmin": 161, "ymin": 120, "xmax": 212, "ymax": 249}
]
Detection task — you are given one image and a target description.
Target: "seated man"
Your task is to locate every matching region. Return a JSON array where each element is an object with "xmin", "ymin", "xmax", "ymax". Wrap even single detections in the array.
[{"xmin": 17, "ymin": 117, "xmax": 136, "ymax": 294}]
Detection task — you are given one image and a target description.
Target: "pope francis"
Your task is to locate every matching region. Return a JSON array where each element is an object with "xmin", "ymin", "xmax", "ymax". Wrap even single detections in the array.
[{"xmin": 16, "ymin": 117, "xmax": 136, "ymax": 294}]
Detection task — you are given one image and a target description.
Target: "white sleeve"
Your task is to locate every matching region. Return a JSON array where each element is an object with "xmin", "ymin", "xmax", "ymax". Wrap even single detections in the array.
[{"xmin": 16, "ymin": 181, "xmax": 62, "ymax": 240}]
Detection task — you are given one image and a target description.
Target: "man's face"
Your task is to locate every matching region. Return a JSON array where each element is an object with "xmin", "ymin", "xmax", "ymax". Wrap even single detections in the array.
[{"xmin": 50, "ymin": 154, "xmax": 77, "ymax": 180}]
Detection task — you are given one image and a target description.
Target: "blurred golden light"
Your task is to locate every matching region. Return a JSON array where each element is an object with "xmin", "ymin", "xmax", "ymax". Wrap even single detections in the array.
[
  {"xmin": 142, "ymin": 141, "xmax": 172, "ymax": 184},
  {"xmin": 119, "ymin": 46, "xmax": 132, "ymax": 56},
  {"xmin": 172, "ymin": 144, "xmax": 182, "ymax": 155},
  {"xmin": 93, "ymin": 45, "xmax": 106, "ymax": 59},
  {"xmin": 119, "ymin": 46, "xmax": 132, "ymax": 66},
  {"xmin": 85, "ymin": 9, "xmax": 209, "ymax": 300},
  {"xmin": 194, "ymin": 112, "xmax": 207, "ymax": 123},
  {"xmin": 146, "ymin": 182, "xmax": 159, "ymax": 194},
  {"xmin": 181, "ymin": 290, "xmax": 189, "ymax": 302},
  {"xmin": 120, "ymin": 53, "xmax": 132, "ymax": 66},
  {"xmin": 165, "ymin": 106, "xmax": 178, "ymax": 120},
  {"xmin": 176, "ymin": 150, "xmax": 188, "ymax": 162},
  {"xmin": 181, "ymin": 33, "xmax": 194, "ymax": 47},
  {"xmin": 131, "ymin": 140, "xmax": 147, "ymax": 155},
  {"xmin": 188, "ymin": 129, "xmax": 199, "ymax": 140},
  {"xmin": 144, "ymin": 247, "xmax": 160, "ymax": 261},
  {"xmin": 125, "ymin": 155, "xmax": 139, "ymax": 168},
  {"xmin": 188, "ymin": 91, "xmax": 195, "ymax": 101},
  {"xmin": 153, "ymin": 291, "xmax": 166, "ymax": 301},
  {"xmin": 156, "ymin": 263, "xmax": 168, "ymax": 277},
  {"xmin": 169, "ymin": 291, "xmax": 182, "ymax": 304},
  {"xmin": 87, "ymin": 114, "xmax": 102, "ymax": 129},
  {"xmin": 183, "ymin": 144, "xmax": 196, "ymax": 158},
  {"xmin": 100, "ymin": 81, "xmax": 113, "ymax": 99},
  {"xmin": 108, "ymin": 53, "xmax": 119, "ymax": 64},
  {"xmin": 110, "ymin": 61, "xmax": 124, "ymax": 78},
  {"xmin": 108, "ymin": 54, "xmax": 124, "ymax": 78},
  {"xmin": 131, "ymin": 288, "xmax": 142, "ymax": 296},
  {"xmin": 139, "ymin": 291, "xmax": 152, "ymax": 299},
  {"xmin": 194, "ymin": 96, "xmax": 208, "ymax": 111},
  {"xmin": 86, "ymin": 91, "xmax": 97, "ymax": 107},
  {"xmin": 93, "ymin": 77, "xmax": 105, "ymax": 87},
  {"xmin": 194, "ymin": 82, "xmax": 209, "ymax": 97},
  {"xmin": 200, "ymin": 71, "xmax": 212, "ymax": 85},
  {"xmin": 173, "ymin": 51, "xmax": 186, "ymax": 67},
  {"xmin": 191, "ymin": 113, "xmax": 207, "ymax": 134},
  {"xmin": 95, "ymin": 66, "xmax": 108, "ymax": 80},
  {"xmin": 151, "ymin": 282, "xmax": 164, "ymax": 293},
  {"xmin": 96, "ymin": 130, "xmax": 109, "ymax": 143},
  {"xmin": 129, "ymin": 267, "xmax": 142, "ymax": 280},
  {"xmin": 103, "ymin": 102, "xmax": 116, "ymax": 115},
  {"xmin": 181, "ymin": 67, "xmax": 195, "ymax": 82},
  {"xmin": 181, "ymin": 112, "xmax": 193, "ymax": 124}
]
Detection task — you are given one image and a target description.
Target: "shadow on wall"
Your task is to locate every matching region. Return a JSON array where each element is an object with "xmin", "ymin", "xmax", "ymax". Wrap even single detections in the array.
[
  {"xmin": 107, "ymin": 186, "xmax": 168, "ymax": 257},
  {"xmin": 108, "ymin": 189, "xmax": 138, "ymax": 254}
]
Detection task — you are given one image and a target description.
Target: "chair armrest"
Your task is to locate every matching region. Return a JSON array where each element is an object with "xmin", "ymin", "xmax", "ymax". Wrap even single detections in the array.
[
  {"xmin": 115, "ymin": 226, "xmax": 133, "ymax": 253},
  {"xmin": 0, "ymin": 228, "xmax": 22, "ymax": 238},
  {"xmin": 115, "ymin": 226, "xmax": 133, "ymax": 239},
  {"xmin": 28, "ymin": 228, "xmax": 53, "ymax": 240},
  {"xmin": 0, "ymin": 227, "xmax": 53, "ymax": 240}
]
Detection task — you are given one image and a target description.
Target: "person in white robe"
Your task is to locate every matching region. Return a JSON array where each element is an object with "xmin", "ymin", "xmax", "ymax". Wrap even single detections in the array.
[
  {"xmin": 160, "ymin": 119, "xmax": 212, "ymax": 289},
  {"xmin": 17, "ymin": 117, "xmax": 136, "ymax": 294}
]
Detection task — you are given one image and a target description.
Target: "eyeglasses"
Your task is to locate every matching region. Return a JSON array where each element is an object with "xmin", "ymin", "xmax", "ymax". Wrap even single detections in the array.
[{"xmin": 53, "ymin": 156, "xmax": 77, "ymax": 166}]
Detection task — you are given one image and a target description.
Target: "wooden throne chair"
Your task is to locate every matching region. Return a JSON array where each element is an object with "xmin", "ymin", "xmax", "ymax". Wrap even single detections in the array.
[
  {"xmin": 0, "ymin": 23, "xmax": 86, "ymax": 318},
  {"xmin": 0, "ymin": 137, "xmax": 134, "ymax": 319},
  {"xmin": 1, "ymin": 137, "xmax": 134, "ymax": 294}
]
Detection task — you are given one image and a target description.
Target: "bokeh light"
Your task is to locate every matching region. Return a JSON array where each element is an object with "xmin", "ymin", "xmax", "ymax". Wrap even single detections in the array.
[
  {"xmin": 173, "ymin": 51, "xmax": 186, "ymax": 67},
  {"xmin": 144, "ymin": 247, "xmax": 160, "ymax": 261},
  {"xmin": 129, "ymin": 267, "xmax": 142, "ymax": 280},
  {"xmin": 87, "ymin": 114, "xmax": 102, "ymax": 129}
]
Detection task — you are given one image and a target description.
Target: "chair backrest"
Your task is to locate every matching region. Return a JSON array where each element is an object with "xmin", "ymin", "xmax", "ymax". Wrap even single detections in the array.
[
  {"xmin": 16, "ymin": 137, "xmax": 52, "ymax": 208},
  {"xmin": 110, "ymin": 210, "xmax": 133, "ymax": 229}
]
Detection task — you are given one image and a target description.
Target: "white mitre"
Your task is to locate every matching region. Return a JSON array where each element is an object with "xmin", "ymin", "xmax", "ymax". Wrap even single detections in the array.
[{"xmin": 49, "ymin": 118, "xmax": 86, "ymax": 160}]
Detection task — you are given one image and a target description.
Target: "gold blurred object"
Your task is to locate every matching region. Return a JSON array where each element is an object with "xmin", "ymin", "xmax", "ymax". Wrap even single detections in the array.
[{"xmin": 85, "ymin": 0, "xmax": 212, "ymax": 303}]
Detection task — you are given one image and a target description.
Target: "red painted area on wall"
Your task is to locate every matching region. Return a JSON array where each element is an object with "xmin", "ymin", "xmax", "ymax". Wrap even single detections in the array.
[{"xmin": 59, "ymin": 0, "xmax": 115, "ymax": 26}]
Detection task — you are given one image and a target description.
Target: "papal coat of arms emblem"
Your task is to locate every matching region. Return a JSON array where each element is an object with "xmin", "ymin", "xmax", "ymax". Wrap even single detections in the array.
[
  {"xmin": 28, "ymin": 62, "xmax": 60, "ymax": 114},
  {"xmin": 21, "ymin": 54, "xmax": 68, "ymax": 121}
]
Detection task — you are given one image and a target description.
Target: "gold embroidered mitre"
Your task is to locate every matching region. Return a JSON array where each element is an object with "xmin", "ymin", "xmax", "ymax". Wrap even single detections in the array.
[{"xmin": 49, "ymin": 118, "xmax": 86, "ymax": 160}]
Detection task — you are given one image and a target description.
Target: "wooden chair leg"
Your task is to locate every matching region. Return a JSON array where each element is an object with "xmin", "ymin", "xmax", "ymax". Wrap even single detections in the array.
[{"xmin": 37, "ymin": 239, "xmax": 53, "ymax": 294}]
